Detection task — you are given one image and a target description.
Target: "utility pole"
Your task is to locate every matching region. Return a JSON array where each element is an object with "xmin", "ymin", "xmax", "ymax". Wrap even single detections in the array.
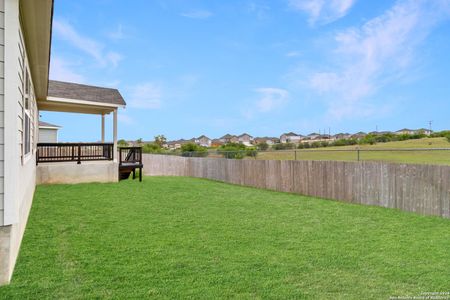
[{"xmin": 429, "ymin": 120, "xmax": 433, "ymax": 133}]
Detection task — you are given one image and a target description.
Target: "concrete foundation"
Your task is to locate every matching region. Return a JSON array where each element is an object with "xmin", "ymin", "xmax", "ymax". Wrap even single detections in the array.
[{"xmin": 37, "ymin": 161, "xmax": 119, "ymax": 184}]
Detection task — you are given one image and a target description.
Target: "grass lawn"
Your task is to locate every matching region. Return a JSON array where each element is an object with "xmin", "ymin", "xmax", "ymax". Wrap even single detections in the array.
[
  {"xmin": 255, "ymin": 137, "xmax": 450, "ymax": 165},
  {"xmin": 1, "ymin": 177, "xmax": 450, "ymax": 299}
]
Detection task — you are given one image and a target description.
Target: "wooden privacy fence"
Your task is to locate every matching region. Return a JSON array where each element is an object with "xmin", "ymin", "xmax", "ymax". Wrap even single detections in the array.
[{"xmin": 142, "ymin": 154, "xmax": 450, "ymax": 218}]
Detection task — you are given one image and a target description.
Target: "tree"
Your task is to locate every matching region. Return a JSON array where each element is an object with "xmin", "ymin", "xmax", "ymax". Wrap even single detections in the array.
[
  {"xmin": 154, "ymin": 135, "xmax": 167, "ymax": 147},
  {"xmin": 136, "ymin": 138, "xmax": 143, "ymax": 145},
  {"xmin": 181, "ymin": 143, "xmax": 208, "ymax": 157},
  {"xmin": 218, "ymin": 142, "xmax": 247, "ymax": 159},
  {"xmin": 118, "ymin": 139, "xmax": 128, "ymax": 147},
  {"xmin": 142, "ymin": 143, "xmax": 163, "ymax": 154}
]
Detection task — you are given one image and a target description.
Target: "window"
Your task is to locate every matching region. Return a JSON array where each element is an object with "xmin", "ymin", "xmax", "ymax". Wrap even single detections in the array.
[{"xmin": 23, "ymin": 67, "xmax": 32, "ymax": 157}]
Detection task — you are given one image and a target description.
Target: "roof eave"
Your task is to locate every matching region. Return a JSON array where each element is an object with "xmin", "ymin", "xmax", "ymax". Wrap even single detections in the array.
[{"xmin": 20, "ymin": 0, "xmax": 53, "ymax": 101}]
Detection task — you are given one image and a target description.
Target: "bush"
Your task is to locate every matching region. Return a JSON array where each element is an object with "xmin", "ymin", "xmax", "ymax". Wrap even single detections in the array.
[
  {"xmin": 118, "ymin": 139, "xmax": 128, "ymax": 147},
  {"xmin": 320, "ymin": 141, "xmax": 329, "ymax": 147},
  {"xmin": 246, "ymin": 148, "xmax": 258, "ymax": 158},
  {"xmin": 446, "ymin": 134, "xmax": 450, "ymax": 143},
  {"xmin": 256, "ymin": 142, "xmax": 269, "ymax": 151},
  {"xmin": 218, "ymin": 143, "xmax": 254, "ymax": 159},
  {"xmin": 273, "ymin": 143, "xmax": 295, "ymax": 150},
  {"xmin": 142, "ymin": 143, "xmax": 164, "ymax": 154},
  {"xmin": 181, "ymin": 143, "xmax": 208, "ymax": 157}
]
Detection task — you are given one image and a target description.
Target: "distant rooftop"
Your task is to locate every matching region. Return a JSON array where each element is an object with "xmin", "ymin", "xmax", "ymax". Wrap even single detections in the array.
[{"xmin": 39, "ymin": 121, "xmax": 60, "ymax": 128}]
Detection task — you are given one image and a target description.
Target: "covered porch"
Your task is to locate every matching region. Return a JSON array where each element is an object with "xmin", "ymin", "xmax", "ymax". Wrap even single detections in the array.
[{"xmin": 36, "ymin": 80, "xmax": 126, "ymax": 184}]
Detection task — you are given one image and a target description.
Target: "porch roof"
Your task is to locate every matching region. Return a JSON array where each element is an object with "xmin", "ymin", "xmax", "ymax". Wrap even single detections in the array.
[{"xmin": 38, "ymin": 80, "xmax": 126, "ymax": 115}]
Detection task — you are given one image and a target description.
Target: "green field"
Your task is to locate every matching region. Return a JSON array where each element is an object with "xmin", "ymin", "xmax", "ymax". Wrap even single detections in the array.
[
  {"xmin": 255, "ymin": 137, "xmax": 450, "ymax": 165},
  {"xmin": 1, "ymin": 177, "xmax": 450, "ymax": 299}
]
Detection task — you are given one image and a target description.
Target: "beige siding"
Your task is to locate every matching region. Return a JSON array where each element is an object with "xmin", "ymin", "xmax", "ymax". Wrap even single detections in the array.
[
  {"xmin": 0, "ymin": 0, "xmax": 4, "ymax": 224},
  {"xmin": 38, "ymin": 128, "xmax": 57, "ymax": 143}
]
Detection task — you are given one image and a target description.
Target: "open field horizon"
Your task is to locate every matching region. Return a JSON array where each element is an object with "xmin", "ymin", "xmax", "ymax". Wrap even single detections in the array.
[{"xmin": 247, "ymin": 138, "xmax": 450, "ymax": 165}]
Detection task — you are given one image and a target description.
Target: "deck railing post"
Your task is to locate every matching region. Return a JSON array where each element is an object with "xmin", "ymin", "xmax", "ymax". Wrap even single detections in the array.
[{"xmin": 77, "ymin": 144, "xmax": 81, "ymax": 164}]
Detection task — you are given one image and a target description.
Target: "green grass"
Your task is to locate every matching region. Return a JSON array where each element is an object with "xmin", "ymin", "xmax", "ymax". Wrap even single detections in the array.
[
  {"xmin": 256, "ymin": 137, "xmax": 450, "ymax": 165},
  {"xmin": 1, "ymin": 177, "xmax": 450, "ymax": 299}
]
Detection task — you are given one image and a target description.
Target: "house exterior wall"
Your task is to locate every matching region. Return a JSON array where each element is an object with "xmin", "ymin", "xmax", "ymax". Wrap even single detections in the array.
[
  {"xmin": 38, "ymin": 128, "xmax": 58, "ymax": 143},
  {"xmin": 0, "ymin": 0, "xmax": 39, "ymax": 284},
  {"xmin": 281, "ymin": 134, "xmax": 302, "ymax": 144},
  {"xmin": 0, "ymin": 0, "xmax": 5, "ymax": 226}
]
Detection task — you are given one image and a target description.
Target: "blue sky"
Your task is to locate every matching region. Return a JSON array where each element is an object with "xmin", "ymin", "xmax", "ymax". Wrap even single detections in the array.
[{"xmin": 42, "ymin": 0, "xmax": 450, "ymax": 142}]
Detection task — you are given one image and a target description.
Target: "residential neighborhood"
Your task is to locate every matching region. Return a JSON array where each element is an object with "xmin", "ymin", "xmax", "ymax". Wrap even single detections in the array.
[{"xmin": 134, "ymin": 128, "xmax": 435, "ymax": 150}]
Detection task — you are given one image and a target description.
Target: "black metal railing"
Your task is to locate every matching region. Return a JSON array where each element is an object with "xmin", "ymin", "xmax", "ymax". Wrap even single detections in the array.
[
  {"xmin": 37, "ymin": 143, "xmax": 114, "ymax": 164},
  {"xmin": 119, "ymin": 147, "xmax": 142, "ymax": 165}
]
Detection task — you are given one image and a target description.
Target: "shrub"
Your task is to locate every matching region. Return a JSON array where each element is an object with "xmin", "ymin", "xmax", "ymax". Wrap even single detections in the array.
[
  {"xmin": 181, "ymin": 143, "xmax": 208, "ymax": 157},
  {"xmin": 273, "ymin": 143, "xmax": 295, "ymax": 150},
  {"xmin": 256, "ymin": 142, "xmax": 269, "ymax": 151},
  {"xmin": 142, "ymin": 143, "xmax": 163, "ymax": 154},
  {"xmin": 218, "ymin": 143, "xmax": 253, "ymax": 159},
  {"xmin": 246, "ymin": 148, "xmax": 258, "ymax": 158},
  {"xmin": 118, "ymin": 139, "xmax": 128, "ymax": 147}
]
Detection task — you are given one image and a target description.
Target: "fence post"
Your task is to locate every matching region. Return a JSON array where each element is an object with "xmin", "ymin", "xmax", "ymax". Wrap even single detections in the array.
[
  {"xmin": 357, "ymin": 148, "xmax": 360, "ymax": 161},
  {"xmin": 294, "ymin": 150, "xmax": 297, "ymax": 160}
]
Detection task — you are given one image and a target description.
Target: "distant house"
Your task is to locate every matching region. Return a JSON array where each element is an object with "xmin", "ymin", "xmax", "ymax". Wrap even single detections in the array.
[
  {"xmin": 315, "ymin": 134, "xmax": 331, "ymax": 142},
  {"xmin": 211, "ymin": 139, "xmax": 224, "ymax": 147},
  {"xmin": 416, "ymin": 128, "xmax": 432, "ymax": 136},
  {"xmin": 254, "ymin": 137, "xmax": 278, "ymax": 145},
  {"xmin": 194, "ymin": 135, "xmax": 211, "ymax": 147},
  {"xmin": 307, "ymin": 133, "xmax": 320, "ymax": 140},
  {"xmin": 369, "ymin": 131, "xmax": 392, "ymax": 136},
  {"xmin": 333, "ymin": 133, "xmax": 351, "ymax": 140},
  {"xmin": 396, "ymin": 128, "xmax": 416, "ymax": 135},
  {"xmin": 38, "ymin": 121, "xmax": 61, "ymax": 143},
  {"xmin": 280, "ymin": 132, "xmax": 303, "ymax": 144},
  {"xmin": 396, "ymin": 128, "xmax": 432, "ymax": 136},
  {"xmin": 166, "ymin": 139, "xmax": 192, "ymax": 150},
  {"xmin": 220, "ymin": 134, "xmax": 239, "ymax": 144},
  {"xmin": 238, "ymin": 133, "xmax": 254, "ymax": 146},
  {"xmin": 351, "ymin": 132, "xmax": 367, "ymax": 139}
]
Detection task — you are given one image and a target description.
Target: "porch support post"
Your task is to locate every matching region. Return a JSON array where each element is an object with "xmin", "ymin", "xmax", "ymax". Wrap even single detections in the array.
[
  {"xmin": 101, "ymin": 114, "xmax": 105, "ymax": 143},
  {"xmin": 113, "ymin": 109, "xmax": 118, "ymax": 162}
]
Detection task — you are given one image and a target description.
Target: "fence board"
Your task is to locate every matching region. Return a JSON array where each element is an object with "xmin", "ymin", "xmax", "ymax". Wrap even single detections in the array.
[{"xmin": 142, "ymin": 154, "xmax": 450, "ymax": 219}]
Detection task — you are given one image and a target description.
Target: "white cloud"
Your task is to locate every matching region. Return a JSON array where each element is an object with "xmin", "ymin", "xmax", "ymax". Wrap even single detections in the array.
[
  {"xmin": 288, "ymin": 0, "xmax": 356, "ymax": 25},
  {"xmin": 128, "ymin": 83, "xmax": 162, "ymax": 109},
  {"xmin": 49, "ymin": 56, "xmax": 85, "ymax": 83},
  {"xmin": 53, "ymin": 19, "xmax": 122, "ymax": 68},
  {"xmin": 105, "ymin": 51, "xmax": 123, "ymax": 68},
  {"xmin": 248, "ymin": 2, "xmax": 271, "ymax": 20},
  {"xmin": 118, "ymin": 114, "xmax": 135, "ymax": 125},
  {"xmin": 243, "ymin": 88, "xmax": 289, "ymax": 118},
  {"xmin": 255, "ymin": 88, "xmax": 289, "ymax": 112},
  {"xmin": 298, "ymin": 0, "xmax": 450, "ymax": 120},
  {"xmin": 180, "ymin": 10, "xmax": 213, "ymax": 19},
  {"xmin": 286, "ymin": 51, "xmax": 301, "ymax": 57},
  {"xmin": 108, "ymin": 24, "xmax": 125, "ymax": 40}
]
